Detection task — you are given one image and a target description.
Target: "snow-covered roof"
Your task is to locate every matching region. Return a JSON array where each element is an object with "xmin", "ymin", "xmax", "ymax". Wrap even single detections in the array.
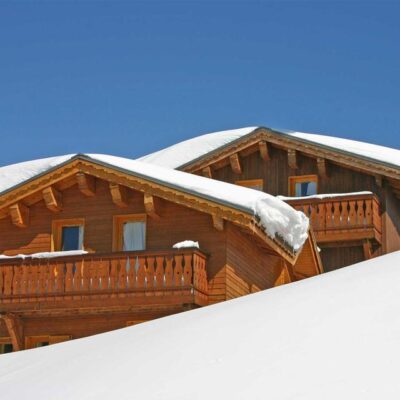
[
  {"xmin": 0, "ymin": 154, "xmax": 76, "ymax": 196},
  {"xmin": 0, "ymin": 153, "xmax": 309, "ymax": 251},
  {"xmin": 1, "ymin": 251, "xmax": 399, "ymax": 399},
  {"xmin": 137, "ymin": 127, "xmax": 258, "ymax": 169},
  {"xmin": 138, "ymin": 126, "xmax": 400, "ymax": 170}
]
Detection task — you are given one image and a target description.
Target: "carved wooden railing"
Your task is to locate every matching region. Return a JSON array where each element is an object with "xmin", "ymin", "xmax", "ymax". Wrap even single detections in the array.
[
  {"xmin": 285, "ymin": 193, "xmax": 382, "ymax": 243},
  {"xmin": 0, "ymin": 249, "xmax": 208, "ymax": 307}
]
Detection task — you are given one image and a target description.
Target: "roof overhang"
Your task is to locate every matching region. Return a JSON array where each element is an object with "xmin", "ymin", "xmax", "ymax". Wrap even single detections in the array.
[{"xmin": 0, "ymin": 155, "xmax": 305, "ymax": 265}]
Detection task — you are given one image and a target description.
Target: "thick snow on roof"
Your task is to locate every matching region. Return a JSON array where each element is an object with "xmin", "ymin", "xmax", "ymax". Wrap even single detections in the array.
[
  {"xmin": 1, "ymin": 251, "xmax": 399, "ymax": 399},
  {"xmin": 0, "ymin": 153, "xmax": 309, "ymax": 251},
  {"xmin": 137, "ymin": 127, "xmax": 258, "ymax": 168},
  {"xmin": 281, "ymin": 129, "xmax": 400, "ymax": 168},
  {"xmin": 138, "ymin": 126, "xmax": 400, "ymax": 169},
  {"xmin": 0, "ymin": 154, "xmax": 76, "ymax": 195}
]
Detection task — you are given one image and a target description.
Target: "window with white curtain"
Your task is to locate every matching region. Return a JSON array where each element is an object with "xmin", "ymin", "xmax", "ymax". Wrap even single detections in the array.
[
  {"xmin": 122, "ymin": 221, "xmax": 146, "ymax": 251},
  {"xmin": 113, "ymin": 215, "xmax": 147, "ymax": 252}
]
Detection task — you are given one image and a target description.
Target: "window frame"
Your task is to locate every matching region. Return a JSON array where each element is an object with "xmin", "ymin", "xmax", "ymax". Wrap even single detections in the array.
[
  {"xmin": 0, "ymin": 337, "xmax": 13, "ymax": 354},
  {"xmin": 288, "ymin": 175, "xmax": 318, "ymax": 197},
  {"xmin": 25, "ymin": 335, "xmax": 71, "ymax": 349},
  {"xmin": 112, "ymin": 214, "xmax": 147, "ymax": 252},
  {"xmin": 51, "ymin": 218, "xmax": 85, "ymax": 252},
  {"xmin": 235, "ymin": 179, "xmax": 264, "ymax": 191}
]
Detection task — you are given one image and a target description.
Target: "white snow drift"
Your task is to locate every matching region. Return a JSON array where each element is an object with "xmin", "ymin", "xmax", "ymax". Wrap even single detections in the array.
[{"xmin": 1, "ymin": 251, "xmax": 399, "ymax": 399}]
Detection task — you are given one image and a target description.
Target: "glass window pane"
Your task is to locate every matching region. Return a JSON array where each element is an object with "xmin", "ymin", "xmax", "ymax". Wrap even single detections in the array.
[
  {"xmin": 61, "ymin": 226, "xmax": 82, "ymax": 251},
  {"xmin": 122, "ymin": 222, "xmax": 146, "ymax": 251},
  {"xmin": 295, "ymin": 181, "xmax": 317, "ymax": 197}
]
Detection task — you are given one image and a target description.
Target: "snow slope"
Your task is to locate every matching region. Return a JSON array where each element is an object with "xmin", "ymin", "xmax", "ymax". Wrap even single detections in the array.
[
  {"xmin": 0, "ymin": 153, "xmax": 309, "ymax": 251},
  {"xmin": 1, "ymin": 251, "xmax": 400, "ymax": 400},
  {"xmin": 138, "ymin": 126, "xmax": 400, "ymax": 169}
]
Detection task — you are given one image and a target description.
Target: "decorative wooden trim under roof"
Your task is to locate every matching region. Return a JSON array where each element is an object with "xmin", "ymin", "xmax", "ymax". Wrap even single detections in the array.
[
  {"xmin": 0, "ymin": 155, "xmax": 306, "ymax": 265},
  {"xmin": 178, "ymin": 127, "xmax": 400, "ymax": 186}
]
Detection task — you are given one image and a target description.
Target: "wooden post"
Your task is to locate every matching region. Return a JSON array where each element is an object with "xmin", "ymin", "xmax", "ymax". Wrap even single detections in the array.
[
  {"xmin": 144, "ymin": 193, "xmax": 160, "ymax": 219},
  {"xmin": 317, "ymin": 158, "xmax": 328, "ymax": 179},
  {"xmin": 109, "ymin": 183, "xmax": 128, "ymax": 207},
  {"xmin": 287, "ymin": 149, "xmax": 298, "ymax": 169},
  {"xmin": 258, "ymin": 141, "xmax": 270, "ymax": 161},
  {"xmin": 212, "ymin": 215, "xmax": 224, "ymax": 231},
  {"xmin": 42, "ymin": 186, "xmax": 63, "ymax": 212},
  {"xmin": 1, "ymin": 314, "xmax": 24, "ymax": 351},
  {"xmin": 229, "ymin": 153, "xmax": 242, "ymax": 174},
  {"xmin": 202, "ymin": 166, "xmax": 212, "ymax": 179},
  {"xmin": 76, "ymin": 173, "xmax": 96, "ymax": 196},
  {"xmin": 9, "ymin": 203, "xmax": 29, "ymax": 228}
]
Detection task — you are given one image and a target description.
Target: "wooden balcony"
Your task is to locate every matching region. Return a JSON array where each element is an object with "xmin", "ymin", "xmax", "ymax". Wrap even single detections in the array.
[
  {"xmin": 285, "ymin": 193, "xmax": 382, "ymax": 245},
  {"xmin": 0, "ymin": 249, "xmax": 208, "ymax": 316}
]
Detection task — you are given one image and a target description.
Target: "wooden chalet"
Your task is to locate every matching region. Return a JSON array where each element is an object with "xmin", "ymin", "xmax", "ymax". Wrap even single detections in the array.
[
  {"xmin": 0, "ymin": 154, "xmax": 321, "ymax": 354},
  {"xmin": 139, "ymin": 126, "xmax": 400, "ymax": 272}
]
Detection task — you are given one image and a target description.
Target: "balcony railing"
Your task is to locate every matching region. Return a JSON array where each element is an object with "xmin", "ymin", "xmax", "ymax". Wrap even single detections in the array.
[
  {"xmin": 285, "ymin": 192, "xmax": 382, "ymax": 244},
  {"xmin": 0, "ymin": 249, "xmax": 208, "ymax": 312}
]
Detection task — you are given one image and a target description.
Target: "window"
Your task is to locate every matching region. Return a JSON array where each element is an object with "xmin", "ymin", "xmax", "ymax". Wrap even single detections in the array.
[
  {"xmin": 0, "ymin": 338, "xmax": 13, "ymax": 354},
  {"xmin": 235, "ymin": 179, "xmax": 264, "ymax": 191},
  {"xmin": 113, "ymin": 214, "xmax": 146, "ymax": 252},
  {"xmin": 289, "ymin": 175, "xmax": 318, "ymax": 197},
  {"xmin": 25, "ymin": 335, "xmax": 71, "ymax": 349},
  {"xmin": 52, "ymin": 219, "xmax": 85, "ymax": 251}
]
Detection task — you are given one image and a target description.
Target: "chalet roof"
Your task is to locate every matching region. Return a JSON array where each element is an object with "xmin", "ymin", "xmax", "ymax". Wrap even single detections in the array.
[
  {"xmin": 138, "ymin": 126, "xmax": 400, "ymax": 172},
  {"xmin": 0, "ymin": 153, "xmax": 309, "ymax": 253}
]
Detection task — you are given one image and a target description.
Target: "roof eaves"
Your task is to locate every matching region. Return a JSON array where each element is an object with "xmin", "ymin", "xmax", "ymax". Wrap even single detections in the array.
[{"xmin": 0, "ymin": 154, "xmax": 83, "ymax": 198}]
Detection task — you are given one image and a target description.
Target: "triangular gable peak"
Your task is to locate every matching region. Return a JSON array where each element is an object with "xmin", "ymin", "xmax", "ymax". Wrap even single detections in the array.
[
  {"xmin": 0, "ymin": 154, "xmax": 316, "ymax": 266},
  {"xmin": 140, "ymin": 127, "xmax": 400, "ymax": 199}
]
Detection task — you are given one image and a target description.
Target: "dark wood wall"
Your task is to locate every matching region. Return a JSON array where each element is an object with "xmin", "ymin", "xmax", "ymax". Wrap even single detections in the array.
[
  {"xmin": 225, "ymin": 224, "xmax": 283, "ymax": 300},
  {"xmin": 213, "ymin": 146, "xmax": 382, "ymax": 197},
  {"xmin": 382, "ymin": 185, "xmax": 400, "ymax": 254},
  {"xmin": 208, "ymin": 145, "xmax": 400, "ymax": 271}
]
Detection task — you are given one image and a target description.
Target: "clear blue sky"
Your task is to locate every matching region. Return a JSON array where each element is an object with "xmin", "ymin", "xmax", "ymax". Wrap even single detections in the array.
[{"xmin": 1, "ymin": 1, "xmax": 399, "ymax": 167}]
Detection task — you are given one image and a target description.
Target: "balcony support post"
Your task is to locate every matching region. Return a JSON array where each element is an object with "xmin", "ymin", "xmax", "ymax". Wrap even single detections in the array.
[{"xmin": 0, "ymin": 313, "xmax": 24, "ymax": 351}]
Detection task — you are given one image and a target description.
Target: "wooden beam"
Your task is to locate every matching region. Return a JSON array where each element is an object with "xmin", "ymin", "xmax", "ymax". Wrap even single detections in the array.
[
  {"xmin": 144, "ymin": 193, "xmax": 160, "ymax": 219},
  {"xmin": 375, "ymin": 175, "xmax": 383, "ymax": 188},
  {"xmin": 202, "ymin": 166, "xmax": 212, "ymax": 179},
  {"xmin": 9, "ymin": 203, "xmax": 29, "ymax": 228},
  {"xmin": 1, "ymin": 314, "xmax": 24, "ymax": 351},
  {"xmin": 363, "ymin": 240, "xmax": 372, "ymax": 260},
  {"xmin": 212, "ymin": 214, "xmax": 224, "ymax": 231},
  {"xmin": 42, "ymin": 186, "xmax": 62, "ymax": 212},
  {"xmin": 76, "ymin": 173, "xmax": 96, "ymax": 196},
  {"xmin": 258, "ymin": 141, "xmax": 270, "ymax": 161},
  {"xmin": 229, "ymin": 153, "xmax": 242, "ymax": 175},
  {"xmin": 287, "ymin": 149, "xmax": 298, "ymax": 169},
  {"xmin": 283, "ymin": 261, "xmax": 295, "ymax": 282},
  {"xmin": 109, "ymin": 183, "xmax": 129, "ymax": 208},
  {"xmin": 317, "ymin": 158, "xmax": 329, "ymax": 179}
]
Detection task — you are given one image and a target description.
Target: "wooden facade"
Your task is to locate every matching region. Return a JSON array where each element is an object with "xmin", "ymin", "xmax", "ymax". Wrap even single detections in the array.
[
  {"xmin": 0, "ymin": 156, "xmax": 321, "ymax": 353},
  {"xmin": 177, "ymin": 127, "xmax": 400, "ymax": 272}
]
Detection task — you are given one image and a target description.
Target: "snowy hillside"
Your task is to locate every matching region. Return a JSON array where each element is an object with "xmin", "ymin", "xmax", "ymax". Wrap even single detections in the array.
[{"xmin": 1, "ymin": 252, "xmax": 400, "ymax": 399}]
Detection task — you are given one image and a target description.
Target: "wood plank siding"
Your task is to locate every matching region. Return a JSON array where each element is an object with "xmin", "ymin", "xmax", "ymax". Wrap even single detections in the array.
[
  {"xmin": 1, "ymin": 173, "xmax": 311, "ymax": 351},
  {"xmin": 193, "ymin": 143, "xmax": 400, "ymax": 270}
]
